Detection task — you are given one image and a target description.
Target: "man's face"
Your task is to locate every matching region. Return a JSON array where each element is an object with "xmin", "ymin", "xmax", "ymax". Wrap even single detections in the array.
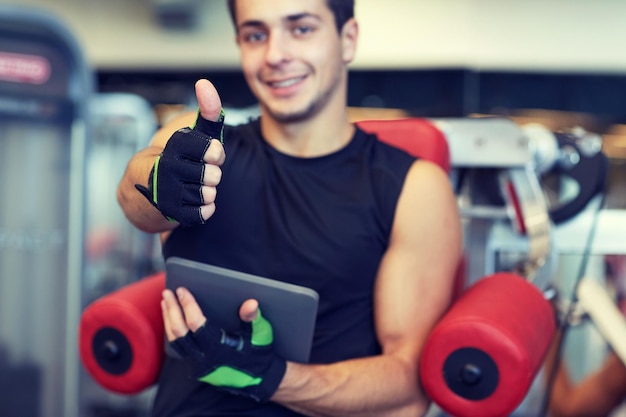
[{"xmin": 233, "ymin": 0, "xmax": 357, "ymax": 123}]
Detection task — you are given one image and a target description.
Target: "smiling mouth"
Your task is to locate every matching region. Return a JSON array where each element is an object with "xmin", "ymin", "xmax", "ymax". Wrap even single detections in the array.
[{"xmin": 267, "ymin": 76, "xmax": 305, "ymax": 88}]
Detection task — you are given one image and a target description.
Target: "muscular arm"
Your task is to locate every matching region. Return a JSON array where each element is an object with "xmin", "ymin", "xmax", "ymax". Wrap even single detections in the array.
[{"xmin": 272, "ymin": 160, "xmax": 463, "ymax": 417}]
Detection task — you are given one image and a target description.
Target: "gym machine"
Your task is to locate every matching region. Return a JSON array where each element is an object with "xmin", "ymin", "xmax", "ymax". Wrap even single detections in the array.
[
  {"xmin": 80, "ymin": 114, "xmax": 610, "ymax": 416},
  {"xmin": 0, "ymin": 5, "xmax": 92, "ymax": 417}
]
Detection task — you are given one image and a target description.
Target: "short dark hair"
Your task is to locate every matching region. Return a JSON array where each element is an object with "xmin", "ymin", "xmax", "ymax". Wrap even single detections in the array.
[{"xmin": 226, "ymin": 0, "xmax": 354, "ymax": 33}]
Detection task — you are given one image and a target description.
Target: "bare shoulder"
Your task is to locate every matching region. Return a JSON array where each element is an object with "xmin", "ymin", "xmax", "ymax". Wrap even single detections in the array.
[
  {"xmin": 396, "ymin": 159, "xmax": 460, "ymax": 233},
  {"xmin": 405, "ymin": 159, "xmax": 453, "ymax": 195},
  {"xmin": 388, "ymin": 157, "xmax": 462, "ymax": 285},
  {"xmin": 150, "ymin": 110, "xmax": 198, "ymax": 148}
]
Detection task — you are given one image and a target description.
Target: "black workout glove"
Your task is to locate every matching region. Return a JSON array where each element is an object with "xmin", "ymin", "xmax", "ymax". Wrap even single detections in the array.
[
  {"xmin": 169, "ymin": 309, "xmax": 287, "ymax": 402},
  {"xmin": 135, "ymin": 108, "xmax": 225, "ymax": 227}
]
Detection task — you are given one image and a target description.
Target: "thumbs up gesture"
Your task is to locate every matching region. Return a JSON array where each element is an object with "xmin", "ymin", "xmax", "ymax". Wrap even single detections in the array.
[{"xmin": 135, "ymin": 79, "xmax": 226, "ymax": 227}]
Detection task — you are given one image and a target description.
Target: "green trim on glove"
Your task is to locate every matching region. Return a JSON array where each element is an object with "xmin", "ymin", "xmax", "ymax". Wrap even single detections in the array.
[
  {"xmin": 251, "ymin": 310, "xmax": 273, "ymax": 346},
  {"xmin": 151, "ymin": 154, "xmax": 161, "ymax": 205},
  {"xmin": 199, "ymin": 365, "xmax": 263, "ymax": 388},
  {"xmin": 148, "ymin": 155, "xmax": 177, "ymax": 223}
]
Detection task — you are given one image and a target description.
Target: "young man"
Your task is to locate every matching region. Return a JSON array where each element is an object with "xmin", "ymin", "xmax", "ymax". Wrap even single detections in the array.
[{"xmin": 117, "ymin": 0, "xmax": 462, "ymax": 415}]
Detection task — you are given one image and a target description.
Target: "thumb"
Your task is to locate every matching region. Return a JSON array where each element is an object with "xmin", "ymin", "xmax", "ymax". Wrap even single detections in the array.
[
  {"xmin": 195, "ymin": 79, "xmax": 223, "ymax": 122},
  {"xmin": 239, "ymin": 299, "xmax": 260, "ymax": 323},
  {"xmin": 193, "ymin": 79, "xmax": 225, "ymax": 141}
]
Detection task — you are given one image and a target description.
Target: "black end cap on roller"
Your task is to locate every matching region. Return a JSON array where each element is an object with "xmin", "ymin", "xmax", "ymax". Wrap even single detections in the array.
[
  {"xmin": 442, "ymin": 347, "xmax": 499, "ymax": 400},
  {"xmin": 93, "ymin": 327, "xmax": 133, "ymax": 375}
]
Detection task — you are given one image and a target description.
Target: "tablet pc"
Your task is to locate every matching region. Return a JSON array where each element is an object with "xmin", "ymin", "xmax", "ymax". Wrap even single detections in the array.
[{"xmin": 165, "ymin": 257, "xmax": 319, "ymax": 363}]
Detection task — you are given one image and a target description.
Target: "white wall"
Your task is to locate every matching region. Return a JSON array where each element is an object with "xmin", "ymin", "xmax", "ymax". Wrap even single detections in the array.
[{"xmin": 4, "ymin": 0, "xmax": 626, "ymax": 73}]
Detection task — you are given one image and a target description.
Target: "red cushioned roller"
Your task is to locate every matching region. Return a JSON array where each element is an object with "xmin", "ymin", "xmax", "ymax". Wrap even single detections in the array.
[
  {"xmin": 419, "ymin": 272, "xmax": 556, "ymax": 417},
  {"xmin": 79, "ymin": 272, "xmax": 165, "ymax": 394}
]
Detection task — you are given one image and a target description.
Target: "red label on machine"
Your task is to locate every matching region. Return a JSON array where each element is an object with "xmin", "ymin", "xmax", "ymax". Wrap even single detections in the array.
[{"xmin": 0, "ymin": 51, "xmax": 50, "ymax": 84}]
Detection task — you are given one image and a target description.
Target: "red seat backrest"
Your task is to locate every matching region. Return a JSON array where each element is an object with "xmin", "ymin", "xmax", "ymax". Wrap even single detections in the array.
[{"xmin": 357, "ymin": 118, "xmax": 450, "ymax": 173}]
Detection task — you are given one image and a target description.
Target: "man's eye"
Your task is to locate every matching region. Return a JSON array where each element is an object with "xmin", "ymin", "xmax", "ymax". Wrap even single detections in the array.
[
  {"xmin": 245, "ymin": 32, "xmax": 267, "ymax": 43},
  {"xmin": 293, "ymin": 26, "xmax": 314, "ymax": 36}
]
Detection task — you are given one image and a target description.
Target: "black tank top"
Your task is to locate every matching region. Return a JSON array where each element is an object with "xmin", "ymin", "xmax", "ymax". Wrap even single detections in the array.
[{"xmin": 154, "ymin": 118, "xmax": 416, "ymax": 417}]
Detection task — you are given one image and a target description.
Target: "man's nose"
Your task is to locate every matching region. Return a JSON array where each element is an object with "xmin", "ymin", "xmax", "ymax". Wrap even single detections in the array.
[{"xmin": 265, "ymin": 32, "xmax": 292, "ymax": 66}]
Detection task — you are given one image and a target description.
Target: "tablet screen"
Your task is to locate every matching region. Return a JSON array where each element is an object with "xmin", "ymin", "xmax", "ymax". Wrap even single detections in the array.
[{"xmin": 165, "ymin": 257, "xmax": 319, "ymax": 363}]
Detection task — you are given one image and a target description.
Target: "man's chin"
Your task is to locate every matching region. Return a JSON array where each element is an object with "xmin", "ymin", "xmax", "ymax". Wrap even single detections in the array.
[
  {"xmin": 266, "ymin": 103, "xmax": 318, "ymax": 124},
  {"xmin": 272, "ymin": 112, "xmax": 310, "ymax": 124}
]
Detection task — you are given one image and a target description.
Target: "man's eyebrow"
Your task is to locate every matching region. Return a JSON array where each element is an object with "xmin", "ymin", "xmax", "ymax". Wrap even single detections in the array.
[
  {"xmin": 238, "ymin": 19, "xmax": 264, "ymax": 30},
  {"xmin": 285, "ymin": 12, "xmax": 321, "ymax": 23},
  {"xmin": 238, "ymin": 12, "xmax": 321, "ymax": 29}
]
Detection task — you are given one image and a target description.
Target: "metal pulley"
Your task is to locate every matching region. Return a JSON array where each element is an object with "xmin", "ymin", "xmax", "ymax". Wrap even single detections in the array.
[{"xmin": 539, "ymin": 127, "xmax": 608, "ymax": 224}]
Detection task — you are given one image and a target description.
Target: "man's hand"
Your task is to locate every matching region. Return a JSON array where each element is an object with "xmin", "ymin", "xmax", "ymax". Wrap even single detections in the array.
[
  {"xmin": 161, "ymin": 288, "xmax": 287, "ymax": 402},
  {"xmin": 135, "ymin": 79, "xmax": 226, "ymax": 227}
]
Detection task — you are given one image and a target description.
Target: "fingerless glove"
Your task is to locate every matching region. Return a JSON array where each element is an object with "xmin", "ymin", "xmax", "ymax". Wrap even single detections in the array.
[
  {"xmin": 135, "ymin": 109, "xmax": 225, "ymax": 227},
  {"xmin": 169, "ymin": 309, "xmax": 287, "ymax": 402}
]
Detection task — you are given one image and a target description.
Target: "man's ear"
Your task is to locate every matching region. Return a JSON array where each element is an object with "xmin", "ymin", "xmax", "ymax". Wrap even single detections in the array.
[{"xmin": 341, "ymin": 18, "xmax": 358, "ymax": 63}]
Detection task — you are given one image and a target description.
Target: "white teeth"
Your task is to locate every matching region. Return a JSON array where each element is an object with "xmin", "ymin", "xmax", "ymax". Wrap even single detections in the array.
[{"xmin": 270, "ymin": 77, "xmax": 301, "ymax": 88}]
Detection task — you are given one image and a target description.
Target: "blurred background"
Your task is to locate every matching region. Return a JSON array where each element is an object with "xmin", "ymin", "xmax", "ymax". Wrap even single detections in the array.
[
  {"xmin": 1, "ymin": 0, "xmax": 626, "ymax": 416},
  {"xmin": 12, "ymin": 0, "xmax": 626, "ymax": 122}
]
